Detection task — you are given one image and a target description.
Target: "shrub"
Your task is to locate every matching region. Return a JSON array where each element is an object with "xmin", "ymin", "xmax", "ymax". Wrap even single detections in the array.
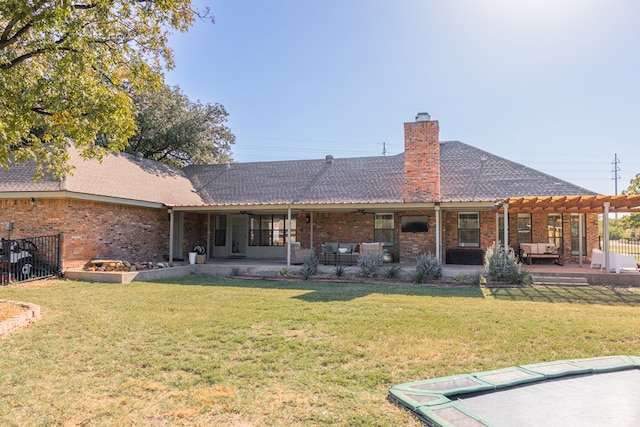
[
  {"xmin": 334, "ymin": 265, "xmax": 346, "ymax": 277},
  {"xmin": 230, "ymin": 266, "xmax": 240, "ymax": 277},
  {"xmin": 471, "ymin": 271, "xmax": 486, "ymax": 286},
  {"xmin": 299, "ymin": 250, "xmax": 318, "ymax": 280},
  {"xmin": 357, "ymin": 253, "xmax": 384, "ymax": 278},
  {"xmin": 452, "ymin": 273, "xmax": 469, "ymax": 284},
  {"xmin": 412, "ymin": 252, "xmax": 442, "ymax": 283},
  {"xmin": 278, "ymin": 267, "xmax": 290, "ymax": 277},
  {"xmin": 384, "ymin": 265, "xmax": 402, "ymax": 279},
  {"xmin": 484, "ymin": 242, "xmax": 532, "ymax": 285}
]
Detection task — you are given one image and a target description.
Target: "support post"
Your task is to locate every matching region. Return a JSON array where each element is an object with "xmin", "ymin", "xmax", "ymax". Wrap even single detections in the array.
[
  {"xmin": 603, "ymin": 202, "xmax": 610, "ymax": 273},
  {"xmin": 435, "ymin": 204, "xmax": 441, "ymax": 261},
  {"xmin": 578, "ymin": 213, "xmax": 584, "ymax": 267},
  {"xmin": 503, "ymin": 203, "xmax": 509, "ymax": 254},
  {"xmin": 287, "ymin": 207, "xmax": 292, "ymax": 267},
  {"xmin": 168, "ymin": 209, "xmax": 174, "ymax": 264}
]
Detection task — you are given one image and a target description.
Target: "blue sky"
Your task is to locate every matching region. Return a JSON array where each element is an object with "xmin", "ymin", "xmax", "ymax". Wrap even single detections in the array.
[{"xmin": 165, "ymin": 0, "xmax": 640, "ymax": 196}]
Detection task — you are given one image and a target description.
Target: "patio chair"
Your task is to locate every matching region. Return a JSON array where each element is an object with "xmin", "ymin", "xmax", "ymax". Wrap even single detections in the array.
[
  {"xmin": 290, "ymin": 243, "xmax": 313, "ymax": 265},
  {"xmin": 590, "ymin": 248, "xmax": 604, "ymax": 269},
  {"xmin": 320, "ymin": 243, "xmax": 336, "ymax": 265},
  {"xmin": 360, "ymin": 242, "xmax": 383, "ymax": 255},
  {"xmin": 611, "ymin": 252, "xmax": 639, "ymax": 274}
]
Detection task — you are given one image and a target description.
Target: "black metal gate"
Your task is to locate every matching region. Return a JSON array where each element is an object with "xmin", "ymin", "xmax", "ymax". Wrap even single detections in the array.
[{"xmin": 1, "ymin": 234, "xmax": 62, "ymax": 284}]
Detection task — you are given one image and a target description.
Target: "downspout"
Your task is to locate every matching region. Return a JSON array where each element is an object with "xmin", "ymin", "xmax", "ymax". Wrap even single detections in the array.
[
  {"xmin": 435, "ymin": 203, "xmax": 441, "ymax": 261},
  {"xmin": 168, "ymin": 208, "xmax": 174, "ymax": 264},
  {"xmin": 603, "ymin": 202, "xmax": 610, "ymax": 272},
  {"xmin": 287, "ymin": 207, "xmax": 292, "ymax": 267}
]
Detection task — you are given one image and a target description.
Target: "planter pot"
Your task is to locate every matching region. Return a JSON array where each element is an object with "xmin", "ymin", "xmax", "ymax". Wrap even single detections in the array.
[
  {"xmin": 195, "ymin": 254, "xmax": 206, "ymax": 264},
  {"xmin": 188, "ymin": 252, "xmax": 197, "ymax": 265}
]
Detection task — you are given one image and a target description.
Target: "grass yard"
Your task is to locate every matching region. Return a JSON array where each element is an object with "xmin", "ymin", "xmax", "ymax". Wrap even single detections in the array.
[{"xmin": 1, "ymin": 277, "xmax": 640, "ymax": 426}]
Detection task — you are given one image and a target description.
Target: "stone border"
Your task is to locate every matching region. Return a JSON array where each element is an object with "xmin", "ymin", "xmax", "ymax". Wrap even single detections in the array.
[{"xmin": 0, "ymin": 300, "xmax": 41, "ymax": 336}]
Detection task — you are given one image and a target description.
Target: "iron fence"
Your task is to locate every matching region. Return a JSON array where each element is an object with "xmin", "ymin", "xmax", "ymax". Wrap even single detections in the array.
[
  {"xmin": 599, "ymin": 237, "xmax": 640, "ymax": 262},
  {"xmin": 1, "ymin": 234, "xmax": 61, "ymax": 285}
]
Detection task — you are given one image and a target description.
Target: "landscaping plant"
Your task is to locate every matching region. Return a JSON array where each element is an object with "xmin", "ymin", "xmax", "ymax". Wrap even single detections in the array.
[
  {"xmin": 299, "ymin": 250, "xmax": 318, "ymax": 280},
  {"xmin": 484, "ymin": 242, "xmax": 532, "ymax": 285},
  {"xmin": 357, "ymin": 253, "xmax": 384, "ymax": 278},
  {"xmin": 412, "ymin": 252, "xmax": 442, "ymax": 283}
]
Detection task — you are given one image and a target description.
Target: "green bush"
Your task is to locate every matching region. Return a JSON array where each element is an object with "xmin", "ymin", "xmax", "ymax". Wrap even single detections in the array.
[
  {"xmin": 357, "ymin": 253, "xmax": 384, "ymax": 278},
  {"xmin": 412, "ymin": 252, "xmax": 442, "ymax": 283},
  {"xmin": 452, "ymin": 273, "xmax": 469, "ymax": 284},
  {"xmin": 471, "ymin": 271, "xmax": 486, "ymax": 286},
  {"xmin": 334, "ymin": 265, "xmax": 346, "ymax": 277},
  {"xmin": 299, "ymin": 250, "xmax": 318, "ymax": 280},
  {"xmin": 384, "ymin": 265, "xmax": 402, "ymax": 279},
  {"xmin": 484, "ymin": 242, "xmax": 532, "ymax": 285},
  {"xmin": 279, "ymin": 267, "xmax": 290, "ymax": 277},
  {"xmin": 230, "ymin": 266, "xmax": 240, "ymax": 277}
]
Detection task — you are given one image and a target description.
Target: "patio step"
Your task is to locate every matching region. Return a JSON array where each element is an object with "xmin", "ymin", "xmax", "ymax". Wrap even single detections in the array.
[{"xmin": 530, "ymin": 275, "xmax": 589, "ymax": 286}]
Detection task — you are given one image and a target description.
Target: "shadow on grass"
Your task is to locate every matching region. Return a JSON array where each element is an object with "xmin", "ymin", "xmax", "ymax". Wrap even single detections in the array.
[
  {"xmin": 151, "ymin": 275, "xmax": 486, "ymax": 302},
  {"xmin": 489, "ymin": 285, "xmax": 640, "ymax": 307}
]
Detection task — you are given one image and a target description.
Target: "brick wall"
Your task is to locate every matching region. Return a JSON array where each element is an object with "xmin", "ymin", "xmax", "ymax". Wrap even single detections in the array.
[
  {"xmin": 398, "ymin": 210, "xmax": 436, "ymax": 262},
  {"xmin": 443, "ymin": 210, "xmax": 601, "ymax": 264},
  {"xmin": 0, "ymin": 198, "xmax": 169, "ymax": 270},
  {"xmin": 183, "ymin": 212, "xmax": 207, "ymax": 257},
  {"xmin": 403, "ymin": 118, "xmax": 440, "ymax": 202},
  {"xmin": 297, "ymin": 211, "xmax": 375, "ymax": 253}
]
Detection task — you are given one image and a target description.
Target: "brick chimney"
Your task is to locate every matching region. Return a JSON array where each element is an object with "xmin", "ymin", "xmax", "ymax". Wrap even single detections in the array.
[{"xmin": 403, "ymin": 112, "xmax": 441, "ymax": 202}]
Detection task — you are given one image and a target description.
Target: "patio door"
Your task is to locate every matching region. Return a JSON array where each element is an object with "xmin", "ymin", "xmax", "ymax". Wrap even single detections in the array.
[
  {"xmin": 570, "ymin": 214, "xmax": 586, "ymax": 256},
  {"xmin": 230, "ymin": 215, "xmax": 248, "ymax": 257}
]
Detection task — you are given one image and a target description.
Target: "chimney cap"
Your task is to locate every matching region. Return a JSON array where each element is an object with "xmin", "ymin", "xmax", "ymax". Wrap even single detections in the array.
[
  {"xmin": 325, "ymin": 154, "xmax": 334, "ymax": 164},
  {"xmin": 415, "ymin": 112, "xmax": 431, "ymax": 122}
]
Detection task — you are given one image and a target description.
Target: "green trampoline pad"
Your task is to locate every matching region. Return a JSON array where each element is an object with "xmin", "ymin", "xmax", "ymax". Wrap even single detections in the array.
[{"xmin": 390, "ymin": 355, "xmax": 640, "ymax": 427}]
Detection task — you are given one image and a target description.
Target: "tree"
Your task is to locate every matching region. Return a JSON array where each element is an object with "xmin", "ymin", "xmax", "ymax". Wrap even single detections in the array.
[
  {"xmin": 0, "ymin": 1, "xmax": 207, "ymax": 179},
  {"xmin": 127, "ymin": 85, "xmax": 235, "ymax": 167},
  {"xmin": 622, "ymin": 173, "xmax": 640, "ymax": 196},
  {"xmin": 618, "ymin": 173, "xmax": 640, "ymax": 239}
]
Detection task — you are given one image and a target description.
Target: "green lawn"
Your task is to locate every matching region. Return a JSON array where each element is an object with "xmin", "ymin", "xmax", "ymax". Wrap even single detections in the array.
[{"xmin": 1, "ymin": 277, "xmax": 639, "ymax": 426}]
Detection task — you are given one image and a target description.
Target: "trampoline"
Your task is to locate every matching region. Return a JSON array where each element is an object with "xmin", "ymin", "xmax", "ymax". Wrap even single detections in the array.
[{"xmin": 389, "ymin": 355, "xmax": 640, "ymax": 426}]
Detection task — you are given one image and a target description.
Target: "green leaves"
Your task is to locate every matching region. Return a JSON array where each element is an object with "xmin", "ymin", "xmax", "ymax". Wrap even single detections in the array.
[
  {"xmin": 127, "ymin": 84, "xmax": 235, "ymax": 168},
  {"xmin": 0, "ymin": 0, "xmax": 198, "ymax": 179}
]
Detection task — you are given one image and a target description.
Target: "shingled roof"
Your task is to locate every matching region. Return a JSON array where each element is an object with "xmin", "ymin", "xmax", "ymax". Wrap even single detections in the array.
[
  {"xmin": 439, "ymin": 141, "xmax": 598, "ymax": 201},
  {"xmin": 183, "ymin": 154, "xmax": 405, "ymax": 206},
  {"xmin": 0, "ymin": 147, "xmax": 203, "ymax": 206},
  {"xmin": 0, "ymin": 140, "xmax": 598, "ymax": 207},
  {"xmin": 183, "ymin": 141, "xmax": 597, "ymax": 206}
]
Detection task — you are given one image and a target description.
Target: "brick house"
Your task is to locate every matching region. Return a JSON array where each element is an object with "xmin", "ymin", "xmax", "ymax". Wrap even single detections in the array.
[{"xmin": 0, "ymin": 113, "xmax": 622, "ymax": 270}]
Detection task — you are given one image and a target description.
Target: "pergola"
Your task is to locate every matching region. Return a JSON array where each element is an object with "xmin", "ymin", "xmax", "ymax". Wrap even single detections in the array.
[{"xmin": 495, "ymin": 195, "xmax": 640, "ymax": 271}]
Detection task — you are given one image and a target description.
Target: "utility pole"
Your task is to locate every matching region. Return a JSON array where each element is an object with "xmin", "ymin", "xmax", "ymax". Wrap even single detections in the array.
[
  {"xmin": 611, "ymin": 154, "xmax": 621, "ymax": 219},
  {"xmin": 611, "ymin": 153, "xmax": 621, "ymax": 195}
]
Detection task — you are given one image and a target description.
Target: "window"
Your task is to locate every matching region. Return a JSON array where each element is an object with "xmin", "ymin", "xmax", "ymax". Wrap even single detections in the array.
[
  {"xmin": 548, "ymin": 213, "xmax": 562, "ymax": 248},
  {"xmin": 498, "ymin": 214, "xmax": 504, "ymax": 244},
  {"xmin": 249, "ymin": 214, "xmax": 296, "ymax": 246},
  {"xmin": 517, "ymin": 213, "xmax": 531, "ymax": 243},
  {"xmin": 458, "ymin": 212, "xmax": 480, "ymax": 247},
  {"xmin": 374, "ymin": 213, "xmax": 394, "ymax": 246},
  {"xmin": 214, "ymin": 215, "xmax": 227, "ymax": 246}
]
